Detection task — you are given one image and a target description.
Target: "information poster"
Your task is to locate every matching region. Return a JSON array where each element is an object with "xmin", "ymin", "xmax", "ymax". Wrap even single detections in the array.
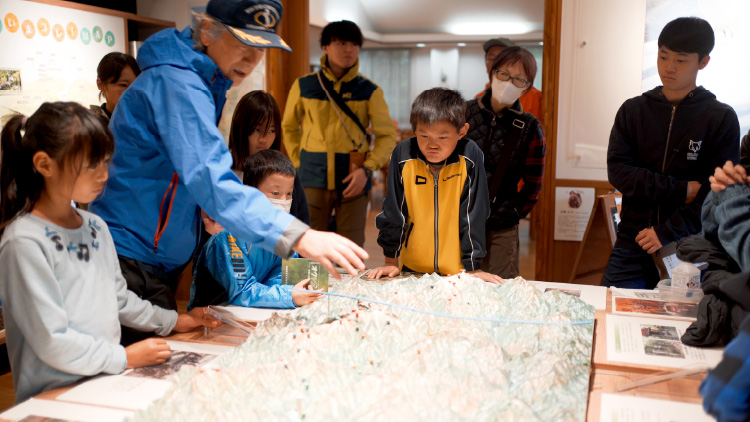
[
  {"xmin": 0, "ymin": 0, "xmax": 125, "ymax": 119},
  {"xmin": 606, "ymin": 314, "xmax": 723, "ymax": 369},
  {"xmin": 57, "ymin": 341, "xmax": 231, "ymax": 410},
  {"xmin": 554, "ymin": 187, "xmax": 596, "ymax": 241}
]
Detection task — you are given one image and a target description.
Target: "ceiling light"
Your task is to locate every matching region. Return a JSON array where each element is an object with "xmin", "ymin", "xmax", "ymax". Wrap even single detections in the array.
[
  {"xmin": 416, "ymin": 43, "xmax": 426, "ymax": 47},
  {"xmin": 447, "ymin": 22, "xmax": 533, "ymax": 36},
  {"xmin": 457, "ymin": 42, "xmax": 466, "ymax": 47}
]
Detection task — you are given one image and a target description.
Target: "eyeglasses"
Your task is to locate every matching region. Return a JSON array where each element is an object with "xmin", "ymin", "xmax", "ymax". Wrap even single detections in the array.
[{"xmin": 492, "ymin": 69, "xmax": 529, "ymax": 89}]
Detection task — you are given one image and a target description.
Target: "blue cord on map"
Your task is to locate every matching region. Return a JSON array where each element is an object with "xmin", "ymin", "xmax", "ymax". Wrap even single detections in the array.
[{"xmin": 291, "ymin": 289, "xmax": 595, "ymax": 326}]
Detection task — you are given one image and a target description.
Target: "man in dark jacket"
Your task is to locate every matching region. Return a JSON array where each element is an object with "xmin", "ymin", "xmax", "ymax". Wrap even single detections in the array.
[{"xmin": 603, "ymin": 17, "xmax": 740, "ymax": 289}]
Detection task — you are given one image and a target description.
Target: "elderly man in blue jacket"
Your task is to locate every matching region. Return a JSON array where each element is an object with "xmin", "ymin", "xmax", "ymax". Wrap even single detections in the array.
[{"xmin": 90, "ymin": 0, "xmax": 367, "ymax": 345}]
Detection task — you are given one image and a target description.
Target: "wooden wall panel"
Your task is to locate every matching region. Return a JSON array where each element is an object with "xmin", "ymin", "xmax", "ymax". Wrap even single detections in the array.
[
  {"xmin": 265, "ymin": 0, "xmax": 309, "ymax": 117},
  {"xmin": 536, "ymin": 0, "xmax": 563, "ymax": 282},
  {"xmin": 537, "ymin": 0, "xmax": 615, "ymax": 284}
]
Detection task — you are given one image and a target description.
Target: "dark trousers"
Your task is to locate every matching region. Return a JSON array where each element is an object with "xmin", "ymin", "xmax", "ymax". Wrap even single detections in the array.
[
  {"xmin": 602, "ymin": 247, "xmax": 661, "ymax": 289},
  {"xmin": 118, "ymin": 256, "xmax": 184, "ymax": 346}
]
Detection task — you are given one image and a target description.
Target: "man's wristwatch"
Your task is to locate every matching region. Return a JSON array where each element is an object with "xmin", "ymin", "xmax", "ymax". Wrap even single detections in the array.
[{"xmin": 362, "ymin": 166, "xmax": 373, "ymax": 180}]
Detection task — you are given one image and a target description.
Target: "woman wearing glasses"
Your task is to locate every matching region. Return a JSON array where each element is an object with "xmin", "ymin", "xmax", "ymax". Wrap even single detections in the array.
[{"xmin": 465, "ymin": 46, "xmax": 547, "ymax": 279}]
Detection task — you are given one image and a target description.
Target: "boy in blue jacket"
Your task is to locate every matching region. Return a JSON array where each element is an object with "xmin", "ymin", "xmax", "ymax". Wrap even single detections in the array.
[
  {"xmin": 604, "ymin": 17, "xmax": 739, "ymax": 289},
  {"xmin": 189, "ymin": 150, "xmax": 322, "ymax": 309}
]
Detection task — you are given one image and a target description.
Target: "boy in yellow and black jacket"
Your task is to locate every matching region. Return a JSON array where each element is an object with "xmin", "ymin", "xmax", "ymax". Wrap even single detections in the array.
[{"xmin": 369, "ymin": 88, "xmax": 503, "ymax": 284}]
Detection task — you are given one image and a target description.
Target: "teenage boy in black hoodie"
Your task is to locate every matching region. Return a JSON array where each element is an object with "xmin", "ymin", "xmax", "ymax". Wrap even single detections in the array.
[{"xmin": 603, "ymin": 17, "xmax": 739, "ymax": 289}]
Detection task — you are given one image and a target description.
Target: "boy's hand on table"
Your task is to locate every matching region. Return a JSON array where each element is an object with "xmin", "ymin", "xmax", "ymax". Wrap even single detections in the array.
[
  {"xmin": 125, "ymin": 338, "xmax": 171, "ymax": 369},
  {"xmin": 367, "ymin": 266, "xmax": 401, "ymax": 279},
  {"xmin": 173, "ymin": 307, "xmax": 221, "ymax": 333},
  {"xmin": 466, "ymin": 270, "xmax": 504, "ymax": 284},
  {"xmin": 710, "ymin": 161, "xmax": 750, "ymax": 192},
  {"xmin": 366, "ymin": 257, "xmax": 400, "ymax": 279},
  {"xmin": 636, "ymin": 227, "xmax": 662, "ymax": 254},
  {"xmin": 292, "ymin": 279, "xmax": 323, "ymax": 306},
  {"xmin": 293, "ymin": 230, "xmax": 368, "ymax": 279}
]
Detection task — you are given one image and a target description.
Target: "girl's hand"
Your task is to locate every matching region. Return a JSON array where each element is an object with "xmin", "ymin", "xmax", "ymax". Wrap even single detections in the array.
[
  {"xmin": 125, "ymin": 338, "xmax": 171, "ymax": 369},
  {"xmin": 292, "ymin": 279, "xmax": 322, "ymax": 306},
  {"xmin": 173, "ymin": 307, "xmax": 220, "ymax": 333},
  {"xmin": 466, "ymin": 270, "xmax": 504, "ymax": 284}
]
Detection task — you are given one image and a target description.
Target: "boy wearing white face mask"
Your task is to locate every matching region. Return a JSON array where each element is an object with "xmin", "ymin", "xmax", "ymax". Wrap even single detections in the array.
[
  {"xmin": 188, "ymin": 150, "xmax": 322, "ymax": 310},
  {"xmin": 465, "ymin": 46, "xmax": 547, "ymax": 279}
]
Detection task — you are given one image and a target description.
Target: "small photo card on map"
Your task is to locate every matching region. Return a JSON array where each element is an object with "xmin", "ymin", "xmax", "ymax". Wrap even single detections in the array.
[{"xmin": 282, "ymin": 258, "xmax": 329, "ymax": 291}]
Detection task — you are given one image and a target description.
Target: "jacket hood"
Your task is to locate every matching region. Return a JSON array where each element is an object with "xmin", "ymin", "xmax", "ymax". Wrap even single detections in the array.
[
  {"xmin": 137, "ymin": 27, "xmax": 223, "ymax": 87},
  {"xmin": 643, "ymin": 85, "xmax": 715, "ymax": 105},
  {"xmin": 320, "ymin": 54, "xmax": 360, "ymax": 82}
]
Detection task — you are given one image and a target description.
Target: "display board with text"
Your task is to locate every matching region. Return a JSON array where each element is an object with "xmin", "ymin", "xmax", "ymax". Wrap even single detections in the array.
[{"xmin": 0, "ymin": 0, "xmax": 125, "ymax": 119}]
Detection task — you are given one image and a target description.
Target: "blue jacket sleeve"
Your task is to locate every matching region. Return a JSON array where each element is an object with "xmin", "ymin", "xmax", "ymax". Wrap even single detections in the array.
[
  {"xmin": 202, "ymin": 232, "xmax": 296, "ymax": 309},
  {"xmin": 701, "ymin": 185, "xmax": 750, "ymax": 272},
  {"xmin": 701, "ymin": 314, "xmax": 750, "ymax": 422},
  {"xmin": 147, "ymin": 68, "xmax": 308, "ymax": 257}
]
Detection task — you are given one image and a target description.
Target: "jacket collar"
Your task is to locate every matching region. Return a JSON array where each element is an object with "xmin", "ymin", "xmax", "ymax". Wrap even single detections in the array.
[
  {"xmin": 137, "ymin": 27, "xmax": 233, "ymax": 98},
  {"xmin": 644, "ymin": 85, "xmax": 713, "ymax": 105},
  {"xmin": 319, "ymin": 54, "xmax": 360, "ymax": 83},
  {"xmin": 478, "ymin": 90, "xmax": 524, "ymax": 117}
]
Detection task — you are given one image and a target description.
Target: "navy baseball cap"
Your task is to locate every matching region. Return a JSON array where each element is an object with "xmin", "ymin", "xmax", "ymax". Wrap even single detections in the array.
[{"xmin": 206, "ymin": 0, "xmax": 291, "ymax": 52}]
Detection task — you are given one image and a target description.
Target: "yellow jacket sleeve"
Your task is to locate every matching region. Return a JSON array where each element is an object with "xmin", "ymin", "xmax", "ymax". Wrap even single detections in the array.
[
  {"xmin": 281, "ymin": 79, "xmax": 303, "ymax": 168},
  {"xmin": 364, "ymin": 87, "xmax": 397, "ymax": 171}
]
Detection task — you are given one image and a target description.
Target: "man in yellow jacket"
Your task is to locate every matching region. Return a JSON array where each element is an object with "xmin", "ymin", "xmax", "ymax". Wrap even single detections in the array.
[{"xmin": 282, "ymin": 20, "xmax": 397, "ymax": 247}]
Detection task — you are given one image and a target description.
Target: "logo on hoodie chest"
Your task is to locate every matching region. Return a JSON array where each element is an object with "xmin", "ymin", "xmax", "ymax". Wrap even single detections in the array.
[{"xmin": 687, "ymin": 140, "xmax": 702, "ymax": 161}]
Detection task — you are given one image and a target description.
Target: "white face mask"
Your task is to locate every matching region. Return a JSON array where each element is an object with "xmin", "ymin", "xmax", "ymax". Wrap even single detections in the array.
[
  {"xmin": 491, "ymin": 78, "xmax": 525, "ymax": 106},
  {"xmin": 269, "ymin": 198, "xmax": 292, "ymax": 214}
]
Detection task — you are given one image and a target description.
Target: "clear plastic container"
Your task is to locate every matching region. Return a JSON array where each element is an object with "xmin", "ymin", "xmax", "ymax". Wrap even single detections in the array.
[
  {"xmin": 671, "ymin": 261, "xmax": 701, "ymax": 289},
  {"xmin": 657, "ymin": 279, "xmax": 704, "ymax": 303}
]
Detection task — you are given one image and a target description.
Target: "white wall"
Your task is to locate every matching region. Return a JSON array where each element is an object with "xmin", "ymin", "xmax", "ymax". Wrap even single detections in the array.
[
  {"xmin": 309, "ymin": 25, "xmax": 324, "ymax": 67},
  {"xmin": 409, "ymin": 48, "xmax": 431, "ymax": 105},
  {"xmin": 136, "ymin": 0, "xmax": 205, "ymax": 30},
  {"xmin": 409, "ymin": 46, "xmax": 488, "ymax": 104},
  {"xmin": 556, "ymin": 0, "xmax": 647, "ymax": 181},
  {"xmin": 456, "ymin": 46, "xmax": 490, "ymax": 99},
  {"xmin": 309, "ymin": 0, "xmax": 375, "ymax": 34}
]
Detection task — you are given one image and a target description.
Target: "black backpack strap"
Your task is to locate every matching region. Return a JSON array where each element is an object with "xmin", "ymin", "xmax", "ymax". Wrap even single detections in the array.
[
  {"xmin": 487, "ymin": 114, "xmax": 533, "ymax": 202},
  {"xmin": 318, "ymin": 71, "xmax": 368, "ymax": 137}
]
